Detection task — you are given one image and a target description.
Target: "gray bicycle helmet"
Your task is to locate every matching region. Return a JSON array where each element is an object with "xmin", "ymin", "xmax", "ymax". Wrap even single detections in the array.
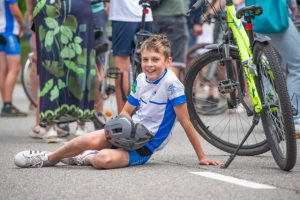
[{"xmin": 104, "ymin": 114, "xmax": 154, "ymax": 150}]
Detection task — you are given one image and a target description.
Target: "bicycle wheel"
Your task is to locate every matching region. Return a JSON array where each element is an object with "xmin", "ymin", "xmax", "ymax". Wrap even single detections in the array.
[
  {"xmin": 184, "ymin": 48, "xmax": 270, "ymax": 156},
  {"xmin": 253, "ymin": 43, "xmax": 297, "ymax": 171},
  {"xmin": 21, "ymin": 53, "xmax": 38, "ymax": 107}
]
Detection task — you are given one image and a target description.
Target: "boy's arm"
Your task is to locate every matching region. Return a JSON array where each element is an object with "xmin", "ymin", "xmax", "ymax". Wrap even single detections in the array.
[
  {"xmin": 9, "ymin": 2, "xmax": 24, "ymax": 38},
  {"xmin": 174, "ymin": 103, "xmax": 222, "ymax": 166},
  {"xmin": 120, "ymin": 102, "xmax": 136, "ymax": 119}
]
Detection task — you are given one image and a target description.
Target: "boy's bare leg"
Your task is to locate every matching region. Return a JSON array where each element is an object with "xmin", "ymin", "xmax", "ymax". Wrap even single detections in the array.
[
  {"xmin": 87, "ymin": 148, "xmax": 129, "ymax": 169},
  {"xmin": 47, "ymin": 130, "xmax": 111, "ymax": 164}
]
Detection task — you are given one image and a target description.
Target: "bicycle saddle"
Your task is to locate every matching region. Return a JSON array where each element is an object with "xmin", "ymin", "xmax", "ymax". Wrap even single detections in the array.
[{"xmin": 236, "ymin": 5, "xmax": 263, "ymax": 19}]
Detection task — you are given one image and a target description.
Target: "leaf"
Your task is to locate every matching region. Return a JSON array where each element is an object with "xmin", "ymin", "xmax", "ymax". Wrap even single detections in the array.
[
  {"xmin": 50, "ymin": 85, "xmax": 59, "ymax": 101},
  {"xmin": 45, "ymin": 30, "xmax": 54, "ymax": 47},
  {"xmin": 33, "ymin": 0, "xmax": 46, "ymax": 17},
  {"xmin": 74, "ymin": 36, "xmax": 82, "ymax": 44},
  {"xmin": 90, "ymin": 49, "xmax": 96, "ymax": 66},
  {"xmin": 46, "ymin": 5, "xmax": 57, "ymax": 18},
  {"xmin": 61, "ymin": 46, "xmax": 75, "ymax": 59},
  {"xmin": 60, "ymin": 26, "xmax": 73, "ymax": 40},
  {"xmin": 63, "ymin": 15, "xmax": 78, "ymax": 33},
  {"xmin": 45, "ymin": 17, "xmax": 58, "ymax": 29},
  {"xmin": 38, "ymin": 25, "xmax": 46, "ymax": 41},
  {"xmin": 40, "ymin": 79, "xmax": 54, "ymax": 97},
  {"xmin": 43, "ymin": 60, "xmax": 64, "ymax": 78},
  {"xmin": 67, "ymin": 76, "xmax": 83, "ymax": 100},
  {"xmin": 53, "ymin": 26, "xmax": 60, "ymax": 35},
  {"xmin": 73, "ymin": 43, "xmax": 82, "ymax": 55},
  {"xmin": 64, "ymin": 60, "xmax": 85, "ymax": 74},
  {"xmin": 60, "ymin": 34, "xmax": 69, "ymax": 44},
  {"xmin": 87, "ymin": 70, "xmax": 96, "ymax": 101},
  {"xmin": 77, "ymin": 49, "xmax": 87, "ymax": 66},
  {"xmin": 58, "ymin": 79, "xmax": 66, "ymax": 89}
]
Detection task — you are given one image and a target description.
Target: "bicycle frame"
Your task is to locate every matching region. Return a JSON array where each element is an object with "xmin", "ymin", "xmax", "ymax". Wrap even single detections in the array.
[{"xmin": 225, "ymin": 1, "xmax": 262, "ymax": 113}]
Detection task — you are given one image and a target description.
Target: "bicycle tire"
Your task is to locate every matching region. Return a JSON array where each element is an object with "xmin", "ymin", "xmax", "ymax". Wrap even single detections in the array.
[
  {"xmin": 187, "ymin": 43, "xmax": 211, "ymax": 59},
  {"xmin": 184, "ymin": 48, "xmax": 270, "ymax": 156},
  {"xmin": 21, "ymin": 53, "xmax": 38, "ymax": 107},
  {"xmin": 253, "ymin": 43, "xmax": 297, "ymax": 171}
]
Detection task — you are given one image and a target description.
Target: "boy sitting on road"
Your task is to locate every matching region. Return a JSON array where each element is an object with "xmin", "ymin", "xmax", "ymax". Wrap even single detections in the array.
[{"xmin": 14, "ymin": 35, "xmax": 222, "ymax": 169}]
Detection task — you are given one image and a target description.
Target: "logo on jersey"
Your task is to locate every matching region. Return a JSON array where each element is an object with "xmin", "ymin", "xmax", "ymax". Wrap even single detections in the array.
[
  {"xmin": 131, "ymin": 81, "xmax": 137, "ymax": 94},
  {"xmin": 168, "ymin": 84, "xmax": 177, "ymax": 95}
]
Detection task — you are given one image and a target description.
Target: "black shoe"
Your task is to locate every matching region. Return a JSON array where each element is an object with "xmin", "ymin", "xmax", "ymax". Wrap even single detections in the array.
[{"xmin": 1, "ymin": 104, "xmax": 27, "ymax": 117}]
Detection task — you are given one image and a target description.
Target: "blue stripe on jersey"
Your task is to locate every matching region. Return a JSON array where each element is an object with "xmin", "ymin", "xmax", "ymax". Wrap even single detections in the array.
[
  {"xmin": 128, "ymin": 95, "xmax": 139, "ymax": 106},
  {"xmin": 146, "ymin": 69, "xmax": 167, "ymax": 84},
  {"xmin": 140, "ymin": 98, "xmax": 147, "ymax": 104},
  {"xmin": 145, "ymin": 95, "xmax": 186, "ymax": 151},
  {"xmin": 170, "ymin": 95, "xmax": 186, "ymax": 106},
  {"xmin": 145, "ymin": 101, "xmax": 176, "ymax": 152},
  {"xmin": 149, "ymin": 100, "xmax": 167, "ymax": 105}
]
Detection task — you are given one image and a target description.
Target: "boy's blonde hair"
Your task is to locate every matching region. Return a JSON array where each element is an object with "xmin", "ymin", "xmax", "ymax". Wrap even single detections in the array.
[{"xmin": 141, "ymin": 34, "xmax": 171, "ymax": 59}]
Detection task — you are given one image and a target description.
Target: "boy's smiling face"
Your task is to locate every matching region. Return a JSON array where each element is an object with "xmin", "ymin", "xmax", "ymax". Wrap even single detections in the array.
[{"xmin": 141, "ymin": 49, "xmax": 172, "ymax": 81}]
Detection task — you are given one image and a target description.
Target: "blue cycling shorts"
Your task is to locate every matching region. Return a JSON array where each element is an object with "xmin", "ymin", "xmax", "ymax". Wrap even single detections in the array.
[
  {"xmin": 0, "ymin": 33, "xmax": 21, "ymax": 55},
  {"xmin": 111, "ymin": 21, "xmax": 152, "ymax": 56},
  {"xmin": 128, "ymin": 150, "xmax": 152, "ymax": 166}
]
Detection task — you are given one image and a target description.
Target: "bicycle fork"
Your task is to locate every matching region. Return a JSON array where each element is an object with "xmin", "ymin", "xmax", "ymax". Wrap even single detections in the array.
[{"xmin": 218, "ymin": 43, "xmax": 263, "ymax": 169}]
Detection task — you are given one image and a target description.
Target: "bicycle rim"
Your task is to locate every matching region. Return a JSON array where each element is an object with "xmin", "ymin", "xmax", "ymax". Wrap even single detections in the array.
[
  {"xmin": 184, "ymin": 49, "xmax": 269, "ymax": 156},
  {"xmin": 21, "ymin": 55, "xmax": 38, "ymax": 107},
  {"xmin": 254, "ymin": 43, "xmax": 297, "ymax": 171}
]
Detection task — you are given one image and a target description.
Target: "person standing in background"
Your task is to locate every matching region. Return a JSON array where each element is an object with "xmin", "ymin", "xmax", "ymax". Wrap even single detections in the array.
[
  {"xmin": 152, "ymin": 0, "xmax": 189, "ymax": 79},
  {"xmin": 246, "ymin": 0, "xmax": 300, "ymax": 136},
  {"xmin": 0, "ymin": 0, "xmax": 26, "ymax": 117},
  {"xmin": 26, "ymin": 0, "xmax": 96, "ymax": 142},
  {"xmin": 109, "ymin": 0, "xmax": 153, "ymax": 113}
]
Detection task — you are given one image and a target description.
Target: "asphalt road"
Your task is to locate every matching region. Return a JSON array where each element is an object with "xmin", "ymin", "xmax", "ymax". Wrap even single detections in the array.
[{"xmin": 0, "ymin": 85, "xmax": 299, "ymax": 200}]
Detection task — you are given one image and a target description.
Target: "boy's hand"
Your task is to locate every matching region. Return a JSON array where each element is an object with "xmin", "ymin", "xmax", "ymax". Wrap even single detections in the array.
[{"xmin": 199, "ymin": 157, "xmax": 223, "ymax": 166}]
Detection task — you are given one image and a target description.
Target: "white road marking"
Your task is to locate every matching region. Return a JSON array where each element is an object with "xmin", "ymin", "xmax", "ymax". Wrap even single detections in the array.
[{"xmin": 191, "ymin": 172, "xmax": 276, "ymax": 189}]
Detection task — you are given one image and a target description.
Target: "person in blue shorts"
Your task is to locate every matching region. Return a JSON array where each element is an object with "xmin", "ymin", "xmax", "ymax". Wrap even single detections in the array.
[
  {"xmin": 109, "ymin": 0, "xmax": 153, "ymax": 113},
  {"xmin": 14, "ymin": 35, "xmax": 222, "ymax": 169},
  {"xmin": 0, "ymin": 0, "xmax": 26, "ymax": 117}
]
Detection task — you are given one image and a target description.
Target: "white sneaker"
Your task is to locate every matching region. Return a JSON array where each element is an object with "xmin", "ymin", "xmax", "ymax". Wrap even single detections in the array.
[
  {"xmin": 14, "ymin": 150, "xmax": 54, "ymax": 168},
  {"xmin": 43, "ymin": 125, "xmax": 58, "ymax": 143},
  {"xmin": 295, "ymin": 124, "xmax": 300, "ymax": 139},
  {"xmin": 29, "ymin": 126, "xmax": 46, "ymax": 139},
  {"xmin": 60, "ymin": 150, "xmax": 98, "ymax": 166},
  {"xmin": 75, "ymin": 124, "xmax": 88, "ymax": 137}
]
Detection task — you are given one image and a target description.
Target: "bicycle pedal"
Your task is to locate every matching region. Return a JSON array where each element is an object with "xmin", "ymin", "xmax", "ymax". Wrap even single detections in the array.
[{"xmin": 218, "ymin": 79, "xmax": 238, "ymax": 94}]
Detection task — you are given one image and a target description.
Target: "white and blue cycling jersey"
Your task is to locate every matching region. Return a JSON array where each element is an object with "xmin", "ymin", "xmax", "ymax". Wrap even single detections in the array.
[
  {"xmin": 0, "ymin": 0, "xmax": 20, "ymax": 35},
  {"xmin": 127, "ymin": 69, "xmax": 186, "ymax": 153}
]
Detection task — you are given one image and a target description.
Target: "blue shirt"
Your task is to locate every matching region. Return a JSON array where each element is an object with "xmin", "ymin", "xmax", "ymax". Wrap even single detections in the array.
[{"xmin": 0, "ymin": 0, "xmax": 19, "ymax": 35}]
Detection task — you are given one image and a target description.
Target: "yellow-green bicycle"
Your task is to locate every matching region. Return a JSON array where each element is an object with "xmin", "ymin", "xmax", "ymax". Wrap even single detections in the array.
[{"xmin": 185, "ymin": 0, "xmax": 296, "ymax": 171}]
